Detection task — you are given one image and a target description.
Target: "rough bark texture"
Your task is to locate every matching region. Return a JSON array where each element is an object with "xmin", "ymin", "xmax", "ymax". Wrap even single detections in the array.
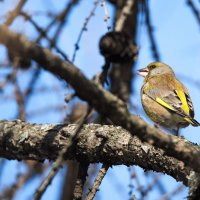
[
  {"xmin": 188, "ymin": 172, "xmax": 200, "ymax": 200},
  {"xmin": 0, "ymin": 120, "xmax": 192, "ymax": 186},
  {"xmin": 0, "ymin": 25, "xmax": 200, "ymax": 174}
]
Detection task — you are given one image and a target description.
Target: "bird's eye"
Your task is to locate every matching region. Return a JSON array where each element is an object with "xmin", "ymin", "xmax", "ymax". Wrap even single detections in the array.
[{"xmin": 150, "ymin": 65, "xmax": 156, "ymax": 69}]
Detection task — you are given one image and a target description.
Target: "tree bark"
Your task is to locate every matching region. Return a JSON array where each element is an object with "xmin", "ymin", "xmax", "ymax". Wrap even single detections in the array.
[
  {"xmin": 0, "ymin": 119, "xmax": 192, "ymax": 186},
  {"xmin": 0, "ymin": 25, "xmax": 200, "ymax": 174}
]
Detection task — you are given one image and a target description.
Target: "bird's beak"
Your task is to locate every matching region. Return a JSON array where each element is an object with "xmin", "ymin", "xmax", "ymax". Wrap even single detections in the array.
[{"xmin": 137, "ymin": 67, "xmax": 149, "ymax": 77}]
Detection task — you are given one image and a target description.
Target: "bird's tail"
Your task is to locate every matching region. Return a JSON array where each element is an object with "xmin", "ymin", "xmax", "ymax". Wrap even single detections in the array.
[{"xmin": 185, "ymin": 117, "xmax": 200, "ymax": 127}]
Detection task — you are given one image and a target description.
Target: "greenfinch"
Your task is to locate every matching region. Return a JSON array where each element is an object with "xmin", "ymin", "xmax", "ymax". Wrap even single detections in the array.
[{"xmin": 138, "ymin": 62, "xmax": 200, "ymax": 132}]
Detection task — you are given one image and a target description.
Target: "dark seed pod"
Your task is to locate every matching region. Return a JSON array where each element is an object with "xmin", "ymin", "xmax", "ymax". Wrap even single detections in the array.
[{"xmin": 99, "ymin": 31, "xmax": 138, "ymax": 63}]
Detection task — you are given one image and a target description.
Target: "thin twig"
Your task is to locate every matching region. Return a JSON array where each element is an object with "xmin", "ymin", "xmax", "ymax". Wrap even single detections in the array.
[
  {"xmin": 11, "ymin": 64, "xmax": 26, "ymax": 121},
  {"xmin": 21, "ymin": 0, "xmax": 78, "ymax": 106},
  {"xmin": 0, "ymin": 73, "xmax": 12, "ymax": 92},
  {"xmin": 143, "ymin": 0, "xmax": 160, "ymax": 61},
  {"xmin": 141, "ymin": 174, "xmax": 161, "ymax": 198},
  {"xmin": 131, "ymin": 167, "xmax": 143, "ymax": 195},
  {"xmin": 20, "ymin": 12, "xmax": 68, "ymax": 61},
  {"xmin": 35, "ymin": 0, "xmax": 79, "ymax": 43},
  {"xmin": 101, "ymin": 0, "xmax": 111, "ymax": 31},
  {"xmin": 187, "ymin": 0, "xmax": 200, "ymax": 27},
  {"xmin": 72, "ymin": 0, "xmax": 99, "ymax": 63},
  {"xmin": 128, "ymin": 167, "xmax": 142, "ymax": 199},
  {"xmin": 4, "ymin": 0, "xmax": 28, "ymax": 26},
  {"xmin": 157, "ymin": 185, "xmax": 184, "ymax": 200},
  {"xmin": 0, "ymin": 161, "xmax": 45, "ymax": 200},
  {"xmin": 24, "ymin": 68, "xmax": 41, "ymax": 104},
  {"xmin": 86, "ymin": 164, "xmax": 109, "ymax": 200},
  {"xmin": 83, "ymin": 164, "xmax": 99, "ymax": 198},
  {"xmin": 34, "ymin": 107, "xmax": 92, "ymax": 200},
  {"xmin": 50, "ymin": 0, "xmax": 80, "ymax": 48},
  {"xmin": 14, "ymin": 78, "xmax": 26, "ymax": 121}
]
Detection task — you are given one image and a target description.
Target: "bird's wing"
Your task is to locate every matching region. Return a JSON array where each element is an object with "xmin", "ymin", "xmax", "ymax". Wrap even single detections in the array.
[{"xmin": 143, "ymin": 77, "xmax": 199, "ymax": 126}]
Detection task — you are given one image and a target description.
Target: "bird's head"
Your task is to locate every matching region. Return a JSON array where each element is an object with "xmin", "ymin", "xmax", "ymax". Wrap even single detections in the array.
[{"xmin": 138, "ymin": 62, "xmax": 174, "ymax": 79}]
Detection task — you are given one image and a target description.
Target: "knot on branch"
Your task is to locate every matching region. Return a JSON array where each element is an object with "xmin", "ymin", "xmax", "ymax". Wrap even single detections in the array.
[
  {"xmin": 99, "ymin": 31, "xmax": 138, "ymax": 63},
  {"xmin": 7, "ymin": 48, "xmax": 31, "ymax": 70}
]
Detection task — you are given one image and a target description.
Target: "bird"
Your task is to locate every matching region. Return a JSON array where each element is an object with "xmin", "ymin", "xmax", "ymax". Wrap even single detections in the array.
[{"xmin": 138, "ymin": 61, "xmax": 200, "ymax": 134}]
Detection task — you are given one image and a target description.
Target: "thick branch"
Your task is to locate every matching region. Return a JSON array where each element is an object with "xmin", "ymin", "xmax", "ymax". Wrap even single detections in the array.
[
  {"xmin": 0, "ymin": 120, "xmax": 192, "ymax": 186},
  {"xmin": 0, "ymin": 25, "xmax": 200, "ymax": 173},
  {"xmin": 110, "ymin": 0, "xmax": 138, "ymax": 102}
]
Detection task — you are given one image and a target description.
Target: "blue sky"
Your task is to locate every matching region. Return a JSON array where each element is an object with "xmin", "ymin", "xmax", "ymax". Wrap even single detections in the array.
[{"xmin": 0, "ymin": 0, "xmax": 200, "ymax": 199}]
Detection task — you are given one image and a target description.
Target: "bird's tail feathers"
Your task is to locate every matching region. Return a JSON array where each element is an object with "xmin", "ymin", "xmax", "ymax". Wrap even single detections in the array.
[{"xmin": 184, "ymin": 117, "xmax": 200, "ymax": 127}]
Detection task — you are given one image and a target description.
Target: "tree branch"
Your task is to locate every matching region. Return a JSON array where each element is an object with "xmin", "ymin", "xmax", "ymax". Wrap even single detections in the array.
[
  {"xmin": 187, "ymin": 0, "xmax": 200, "ymax": 27},
  {"xmin": 0, "ymin": 25, "xmax": 200, "ymax": 173},
  {"xmin": 73, "ymin": 162, "xmax": 89, "ymax": 200},
  {"xmin": 4, "ymin": 0, "xmax": 27, "ymax": 26},
  {"xmin": 0, "ymin": 119, "xmax": 192, "ymax": 186},
  {"xmin": 86, "ymin": 164, "xmax": 109, "ymax": 200}
]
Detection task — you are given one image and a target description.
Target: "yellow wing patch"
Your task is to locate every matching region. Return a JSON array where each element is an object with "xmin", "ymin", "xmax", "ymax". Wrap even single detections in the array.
[
  {"xmin": 184, "ymin": 117, "xmax": 194, "ymax": 124},
  {"xmin": 155, "ymin": 93, "xmax": 199, "ymax": 126},
  {"xmin": 155, "ymin": 97, "xmax": 175, "ymax": 111},
  {"xmin": 175, "ymin": 90, "xmax": 190, "ymax": 115}
]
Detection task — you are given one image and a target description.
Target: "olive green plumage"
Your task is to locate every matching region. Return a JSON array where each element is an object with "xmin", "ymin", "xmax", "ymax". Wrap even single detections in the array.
[{"xmin": 138, "ymin": 62, "xmax": 200, "ymax": 131}]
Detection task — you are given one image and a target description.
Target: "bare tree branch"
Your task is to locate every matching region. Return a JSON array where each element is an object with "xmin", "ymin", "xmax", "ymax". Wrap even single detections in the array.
[
  {"xmin": 72, "ymin": 0, "xmax": 99, "ymax": 62},
  {"xmin": 50, "ymin": 0, "xmax": 81, "ymax": 49},
  {"xmin": 115, "ymin": 0, "xmax": 135, "ymax": 32},
  {"xmin": 73, "ymin": 162, "xmax": 89, "ymax": 200},
  {"xmin": 60, "ymin": 161, "xmax": 79, "ymax": 200},
  {"xmin": 86, "ymin": 164, "xmax": 109, "ymax": 200},
  {"xmin": 0, "ymin": 25, "xmax": 200, "ymax": 173},
  {"xmin": 187, "ymin": 0, "xmax": 200, "ymax": 27},
  {"xmin": 4, "ymin": 0, "xmax": 28, "ymax": 26},
  {"xmin": 143, "ymin": 0, "xmax": 160, "ymax": 61},
  {"xmin": 110, "ymin": 0, "xmax": 138, "ymax": 102},
  {"xmin": 188, "ymin": 172, "xmax": 200, "ymax": 200},
  {"xmin": 34, "ymin": 108, "xmax": 91, "ymax": 200},
  {"xmin": 0, "ymin": 119, "xmax": 193, "ymax": 186}
]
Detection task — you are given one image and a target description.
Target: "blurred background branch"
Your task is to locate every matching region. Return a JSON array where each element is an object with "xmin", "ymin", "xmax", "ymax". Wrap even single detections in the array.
[{"xmin": 0, "ymin": 0, "xmax": 200, "ymax": 199}]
